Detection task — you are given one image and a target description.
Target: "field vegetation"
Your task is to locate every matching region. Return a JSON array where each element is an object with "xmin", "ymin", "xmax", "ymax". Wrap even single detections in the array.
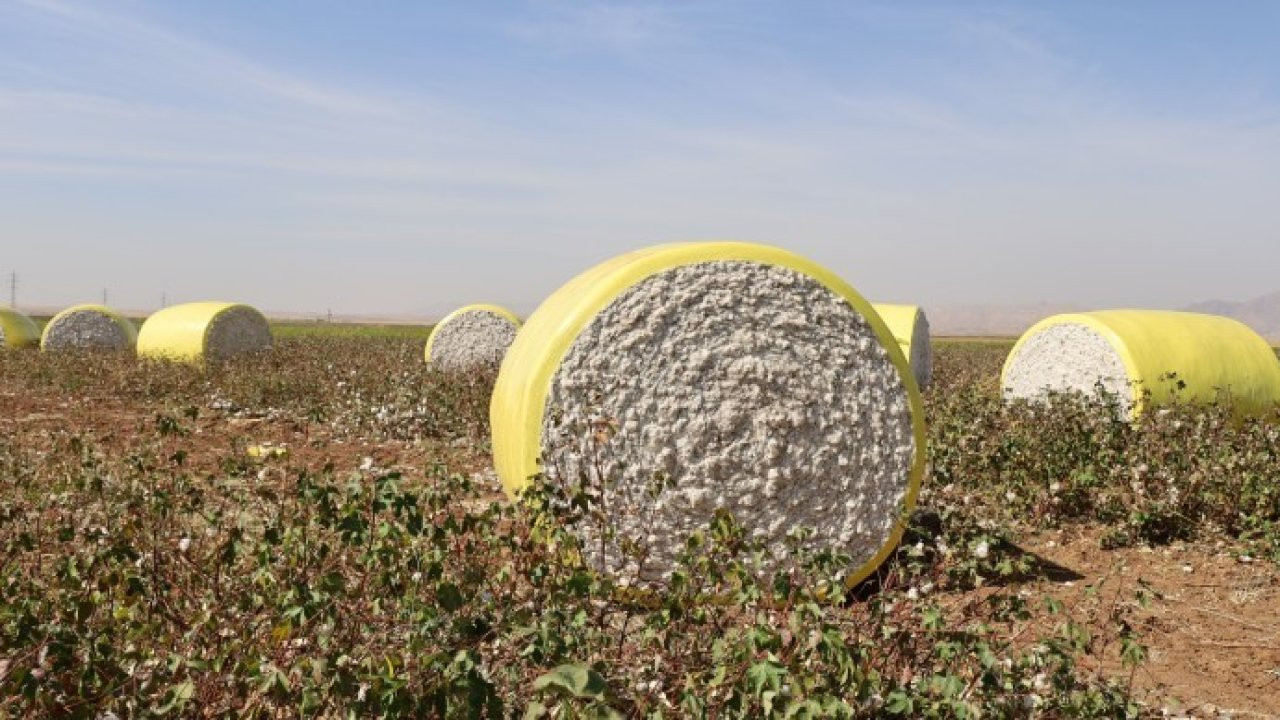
[
  {"xmin": 23, "ymin": 317, "xmax": 433, "ymax": 342},
  {"xmin": 1, "ymin": 334, "xmax": 1278, "ymax": 717},
  {"xmin": 268, "ymin": 322, "xmax": 432, "ymax": 342}
]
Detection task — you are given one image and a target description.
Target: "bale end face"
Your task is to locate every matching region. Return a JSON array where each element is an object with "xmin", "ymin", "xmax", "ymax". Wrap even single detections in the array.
[
  {"xmin": 205, "ymin": 305, "xmax": 273, "ymax": 363},
  {"xmin": 41, "ymin": 305, "xmax": 137, "ymax": 352},
  {"xmin": 909, "ymin": 309, "xmax": 933, "ymax": 389},
  {"xmin": 1002, "ymin": 322, "xmax": 1133, "ymax": 409},
  {"xmin": 493, "ymin": 243, "xmax": 925, "ymax": 588},
  {"xmin": 425, "ymin": 305, "xmax": 520, "ymax": 371}
]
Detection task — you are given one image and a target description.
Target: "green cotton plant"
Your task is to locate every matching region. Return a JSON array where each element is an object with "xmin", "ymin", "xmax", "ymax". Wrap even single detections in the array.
[
  {"xmin": 0, "ymin": 430, "xmax": 1149, "ymax": 718},
  {"xmin": 927, "ymin": 348, "xmax": 1280, "ymax": 560},
  {"xmin": 0, "ymin": 337, "xmax": 1161, "ymax": 717}
]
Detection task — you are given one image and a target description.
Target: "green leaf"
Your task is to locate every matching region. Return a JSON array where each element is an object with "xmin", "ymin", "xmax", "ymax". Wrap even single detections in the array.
[
  {"xmin": 745, "ymin": 659, "xmax": 786, "ymax": 695},
  {"xmin": 785, "ymin": 698, "xmax": 826, "ymax": 719},
  {"xmin": 153, "ymin": 680, "xmax": 195, "ymax": 715},
  {"xmin": 1120, "ymin": 637, "xmax": 1147, "ymax": 668},
  {"xmin": 436, "ymin": 582, "xmax": 465, "ymax": 612},
  {"xmin": 884, "ymin": 690, "xmax": 914, "ymax": 715},
  {"xmin": 533, "ymin": 663, "xmax": 608, "ymax": 700}
]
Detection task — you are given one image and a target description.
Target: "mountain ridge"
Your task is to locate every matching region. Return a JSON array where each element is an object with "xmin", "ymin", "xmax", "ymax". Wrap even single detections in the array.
[
  {"xmin": 927, "ymin": 292, "xmax": 1280, "ymax": 341},
  {"xmin": 1184, "ymin": 290, "xmax": 1280, "ymax": 341}
]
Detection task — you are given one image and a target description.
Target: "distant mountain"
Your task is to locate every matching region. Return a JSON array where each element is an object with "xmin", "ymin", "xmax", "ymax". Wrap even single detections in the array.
[
  {"xmin": 925, "ymin": 293, "xmax": 1280, "ymax": 342},
  {"xmin": 1184, "ymin": 291, "xmax": 1280, "ymax": 341}
]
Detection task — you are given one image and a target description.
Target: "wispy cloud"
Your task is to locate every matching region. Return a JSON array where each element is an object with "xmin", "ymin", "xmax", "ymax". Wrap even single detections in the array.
[
  {"xmin": 2, "ymin": 2, "xmax": 1278, "ymax": 313},
  {"xmin": 10, "ymin": 0, "xmax": 399, "ymax": 116},
  {"xmin": 507, "ymin": 1, "xmax": 695, "ymax": 54}
]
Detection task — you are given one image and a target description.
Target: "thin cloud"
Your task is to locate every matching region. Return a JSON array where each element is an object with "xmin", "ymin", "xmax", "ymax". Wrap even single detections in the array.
[
  {"xmin": 953, "ymin": 11, "xmax": 1065, "ymax": 67},
  {"xmin": 507, "ymin": 1, "xmax": 695, "ymax": 54},
  {"xmin": 2, "ymin": 2, "xmax": 1278, "ymax": 313},
  {"xmin": 0, "ymin": 91, "xmax": 557, "ymax": 191},
  {"xmin": 10, "ymin": 0, "xmax": 400, "ymax": 117}
]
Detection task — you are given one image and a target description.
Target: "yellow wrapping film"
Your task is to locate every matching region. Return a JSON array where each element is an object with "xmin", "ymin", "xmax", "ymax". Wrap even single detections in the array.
[
  {"xmin": 423, "ymin": 303, "xmax": 521, "ymax": 363},
  {"xmin": 0, "ymin": 306, "xmax": 41, "ymax": 349},
  {"xmin": 490, "ymin": 241, "xmax": 926, "ymax": 588},
  {"xmin": 137, "ymin": 301, "xmax": 264, "ymax": 363},
  {"xmin": 871, "ymin": 303, "xmax": 921, "ymax": 366},
  {"xmin": 1002, "ymin": 310, "xmax": 1280, "ymax": 419},
  {"xmin": 40, "ymin": 304, "xmax": 138, "ymax": 350}
]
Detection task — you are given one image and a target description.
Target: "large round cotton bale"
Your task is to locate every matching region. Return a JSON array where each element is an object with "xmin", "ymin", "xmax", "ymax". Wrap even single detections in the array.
[
  {"xmin": 137, "ymin": 302, "xmax": 272, "ymax": 364},
  {"xmin": 1002, "ymin": 310, "xmax": 1280, "ymax": 418},
  {"xmin": 491, "ymin": 242, "xmax": 925, "ymax": 586},
  {"xmin": 872, "ymin": 303, "xmax": 932, "ymax": 389},
  {"xmin": 0, "ymin": 306, "xmax": 40, "ymax": 349},
  {"xmin": 40, "ymin": 304, "xmax": 137, "ymax": 352},
  {"xmin": 424, "ymin": 304, "xmax": 521, "ymax": 371}
]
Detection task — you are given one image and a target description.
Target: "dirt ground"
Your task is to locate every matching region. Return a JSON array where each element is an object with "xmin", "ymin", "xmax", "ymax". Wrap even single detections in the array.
[
  {"xmin": 3, "ymin": 388, "xmax": 1277, "ymax": 717},
  {"xmin": 0, "ymin": 388, "xmax": 499, "ymax": 485},
  {"xmin": 1019, "ymin": 527, "xmax": 1280, "ymax": 717}
]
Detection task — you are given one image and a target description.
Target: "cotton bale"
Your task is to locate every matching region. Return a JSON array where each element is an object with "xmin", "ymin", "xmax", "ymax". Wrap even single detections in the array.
[
  {"xmin": 424, "ymin": 304, "xmax": 521, "ymax": 371},
  {"xmin": 0, "ymin": 306, "xmax": 40, "ymax": 349},
  {"xmin": 40, "ymin": 304, "xmax": 137, "ymax": 352},
  {"xmin": 491, "ymin": 241, "xmax": 925, "ymax": 586},
  {"xmin": 1002, "ymin": 310, "xmax": 1280, "ymax": 418},
  {"xmin": 137, "ymin": 302, "xmax": 272, "ymax": 364},
  {"xmin": 872, "ymin": 303, "xmax": 933, "ymax": 389}
]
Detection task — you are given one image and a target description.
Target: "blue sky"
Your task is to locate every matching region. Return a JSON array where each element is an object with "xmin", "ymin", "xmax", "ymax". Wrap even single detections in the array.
[{"xmin": 2, "ymin": 1, "xmax": 1278, "ymax": 317}]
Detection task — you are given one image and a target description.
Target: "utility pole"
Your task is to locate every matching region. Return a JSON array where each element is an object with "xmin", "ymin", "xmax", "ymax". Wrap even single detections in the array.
[
  {"xmin": 8, "ymin": 272, "xmax": 15, "ymax": 308},
  {"xmin": 102, "ymin": 288, "xmax": 108, "ymax": 305},
  {"xmin": 161, "ymin": 292, "xmax": 167, "ymax": 309}
]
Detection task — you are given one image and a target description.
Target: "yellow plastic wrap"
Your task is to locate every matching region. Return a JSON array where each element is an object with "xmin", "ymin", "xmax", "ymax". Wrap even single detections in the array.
[
  {"xmin": 40, "ymin": 304, "xmax": 138, "ymax": 350},
  {"xmin": 423, "ymin": 303, "xmax": 521, "ymax": 363},
  {"xmin": 0, "ymin": 306, "xmax": 40, "ymax": 349},
  {"xmin": 1002, "ymin": 310, "xmax": 1280, "ymax": 418},
  {"xmin": 872, "ymin": 303, "xmax": 923, "ymax": 363},
  {"xmin": 491, "ymin": 241, "xmax": 926, "ymax": 587},
  {"xmin": 137, "ymin": 301, "xmax": 269, "ymax": 363}
]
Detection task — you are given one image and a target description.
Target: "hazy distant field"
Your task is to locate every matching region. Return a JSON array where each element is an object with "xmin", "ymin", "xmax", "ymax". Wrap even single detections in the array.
[
  {"xmin": 26, "ymin": 316, "xmax": 436, "ymax": 342},
  {"xmin": 269, "ymin": 319, "xmax": 435, "ymax": 341},
  {"xmin": 20, "ymin": 316, "xmax": 1272, "ymax": 351}
]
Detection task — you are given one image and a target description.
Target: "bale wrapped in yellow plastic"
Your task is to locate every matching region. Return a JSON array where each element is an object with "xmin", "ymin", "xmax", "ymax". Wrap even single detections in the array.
[
  {"xmin": 1002, "ymin": 310, "xmax": 1280, "ymax": 418},
  {"xmin": 41, "ymin": 304, "xmax": 137, "ymax": 352},
  {"xmin": 491, "ymin": 241, "xmax": 925, "ymax": 587},
  {"xmin": 137, "ymin": 302, "xmax": 272, "ymax": 364},
  {"xmin": 872, "ymin": 303, "xmax": 932, "ymax": 389},
  {"xmin": 424, "ymin": 304, "xmax": 521, "ymax": 371},
  {"xmin": 0, "ymin": 306, "xmax": 40, "ymax": 349}
]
